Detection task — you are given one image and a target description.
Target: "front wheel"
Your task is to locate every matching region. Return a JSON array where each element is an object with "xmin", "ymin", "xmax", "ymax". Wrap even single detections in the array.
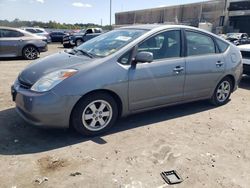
[
  {"xmin": 22, "ymin": 45, "xmax": 39, "ymax": 60},
  {"xmin": 210, "ymin": 77, "xmax": 233, "ymax": 106},
  {"xmin": 75, "ymin": 39, "xmax": 83, "ymax": 46},
  {"xmin": 71, "ymin": 93, "xmax": 118, "ymax": 136}
]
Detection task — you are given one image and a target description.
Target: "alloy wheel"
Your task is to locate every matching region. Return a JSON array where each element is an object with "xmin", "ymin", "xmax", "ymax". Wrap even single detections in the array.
[
  {"xmin": 24, "ymin": 46, "xmax": 38, "ymax": 60},
  {"xmin": 216, "ymin": 80, "xmax": 231, "ymax": 103},
  {"xmin": 81, "ymin": 100, "xmax": 113, "ymax": 131}
]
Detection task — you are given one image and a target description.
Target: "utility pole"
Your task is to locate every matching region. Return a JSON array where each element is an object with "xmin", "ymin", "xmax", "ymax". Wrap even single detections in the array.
[{"xmin": 110, "ymin": 0, "xmax": 112, "ymax": 29}]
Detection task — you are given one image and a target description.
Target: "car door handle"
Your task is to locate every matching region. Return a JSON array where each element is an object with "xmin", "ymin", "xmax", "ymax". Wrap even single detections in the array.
[
  {"xmin": 173, "ymin": 66, "xmax": 184, "ymax": 74},
  {"xmin": 216, "ymin": 61, "xmax": 224, "ymax": 67}
]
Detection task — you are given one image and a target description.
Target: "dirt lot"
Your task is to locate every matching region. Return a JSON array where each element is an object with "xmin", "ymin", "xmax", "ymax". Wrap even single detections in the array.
[{"xmin": 0, "ymin": 43, "xmax": 250, "ymax": 188}]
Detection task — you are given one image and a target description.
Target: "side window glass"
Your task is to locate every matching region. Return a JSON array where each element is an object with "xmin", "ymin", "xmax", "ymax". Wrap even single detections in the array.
[
  {"xmin": 86, "ymin": 29, "xmax": 93, "ymax": 34},
  {"xmin": 1, "ymin": 30, "xmax": 23, "ymax": 37},
  {"xmin": 215, "ymin": 38, "xmax": 229, "ymax": 53},
  {"xmin": 137, "ymin": 30, "xmax": 181, "ymax": 61},
  {"xmin": 26, "ymin": 29, "xmax": 36, "ymax": 33},
  {"xmin": 186, "ymin": 31, "xmax": 216, "ymax": 56},
  {"xmin": 118, "ymin": 50, "xmax": 132, "ymax": 65}
]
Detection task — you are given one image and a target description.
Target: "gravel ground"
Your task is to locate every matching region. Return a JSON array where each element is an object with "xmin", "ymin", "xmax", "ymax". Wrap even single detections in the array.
[{"xmin": 0, "ymin": 43, "xmax": 250, "ymax": 188}]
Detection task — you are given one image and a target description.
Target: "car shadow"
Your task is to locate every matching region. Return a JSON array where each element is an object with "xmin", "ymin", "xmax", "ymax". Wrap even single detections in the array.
[
  {"xmin": 0, "ymin": 57, "xmax": 27, "ymax": 61},
  {"xmin": 239, "ymin": 75, "xmax": 250, "ymax": 90},
  {"xmin": 0, "ymin": 100, "xmax": 215, "ymax": 155}
]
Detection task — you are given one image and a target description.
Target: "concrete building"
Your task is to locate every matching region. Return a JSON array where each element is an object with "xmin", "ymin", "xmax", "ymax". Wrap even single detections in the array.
[{"xmin": 115, "ymin": 0, "xmax": 250, "ymax": 34}]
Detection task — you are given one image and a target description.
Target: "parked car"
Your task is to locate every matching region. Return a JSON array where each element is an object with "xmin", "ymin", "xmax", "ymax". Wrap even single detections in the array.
[
  {"xmin": 218, "ymin": 34, "xmax": 227, "ymax": 39},
  {"xmin": 21, "ymin": 27, "xmax": 51, "ymax": 43},
  {"xmin": 0, "ymin": 27, "xmax": 48, "ymax": 60},
  {"xmin": 12, "ymin": 25, "xmax": 242, "ymax": 136},
  {"xmin": 238, "ymin": 44, "xmax": 250, "ymax": 75},
  {"xmin": 226, "ymin": 33, "xmax": 250, "ymax": 46},
  {"xmin": 49, "ymin": 31, "xmax": 66, "ymax": 42},
  {"xmin": 63, "ymin": 28, "xmax": 102, "ymax": 48}
]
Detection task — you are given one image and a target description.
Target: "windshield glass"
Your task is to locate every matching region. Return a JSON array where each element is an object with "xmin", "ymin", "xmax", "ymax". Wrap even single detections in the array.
[{"xmin": 76, "ymin": 29, "xmax": 147, "ymax": 57}]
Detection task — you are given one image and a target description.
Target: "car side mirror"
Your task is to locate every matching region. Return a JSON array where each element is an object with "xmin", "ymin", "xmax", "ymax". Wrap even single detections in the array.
[{"xmin": 134, "ymin": 51, "xmax": 153, "ymax": 64}]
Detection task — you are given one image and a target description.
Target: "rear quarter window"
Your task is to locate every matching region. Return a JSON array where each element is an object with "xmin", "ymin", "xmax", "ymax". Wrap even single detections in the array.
[{"xmin": 216, "ymin": 38, "xmax": 229, "ymax": 53}]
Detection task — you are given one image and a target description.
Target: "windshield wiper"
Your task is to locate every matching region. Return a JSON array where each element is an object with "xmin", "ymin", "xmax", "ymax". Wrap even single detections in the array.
[{"xmin": 74, "ymin": 49, "xmax": 95, "ymax": 58}]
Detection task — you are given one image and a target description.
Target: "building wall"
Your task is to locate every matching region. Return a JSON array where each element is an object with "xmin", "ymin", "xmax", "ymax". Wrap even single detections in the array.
[{"xmin": 115, "ymin": 0, "xmax": 226, "ymax": 32}]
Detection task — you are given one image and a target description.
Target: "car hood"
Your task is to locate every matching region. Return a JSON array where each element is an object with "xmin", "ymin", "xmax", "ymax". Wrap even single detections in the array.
[
  {"xmin": 18, "ymin": 51, "xmax": 94, "ymax": 85},
  {"xmin": 238, "ymin": 44, "xmax": 250, "ymax": 51},
  {"xmin": 72, "ymin": 33, "xmax": 85, "ymax": 37}
]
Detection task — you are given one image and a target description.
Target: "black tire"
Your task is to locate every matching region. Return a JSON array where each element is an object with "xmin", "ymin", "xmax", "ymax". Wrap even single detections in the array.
[
  {"xmin": 22, "ymin": 45, "xmax": 39, "ymax": 60},
  {"xmin": 71, "ymin": 92, "xmax": 118, "ymax": 136},
  {"xmin": 210, "ymin": 77, "xmax": 233, "ymax": 106},
  {"xmin": 75, "ymin": 39, "xmax": 83, "ymax": 46}
]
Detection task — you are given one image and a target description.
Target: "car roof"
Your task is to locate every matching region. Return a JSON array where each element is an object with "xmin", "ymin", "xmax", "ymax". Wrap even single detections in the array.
[
  {"xmin": 118, "ymin": 24, "xmax": 220, "ymax": 36},
  {"xmin": 0, "ymin": 26, "xmax": 27, "ymax": 33},
  {"xmin": 119, "ymin": 24, "xmax": 209, "ymax": 32},
  {"xmin": 0, "ymin": 26, "xmax": 41, "ymax": 37},
  {"xmin": 0, "ymin": 26, "xmax": 20, "ymax": 30},
  {"xmin": 117, "ymin": 24, "xmax": 232, "ymax": 46},
  {"xmin": 21, "ymin": 27, "xmax": 45, "ymax": 31}
]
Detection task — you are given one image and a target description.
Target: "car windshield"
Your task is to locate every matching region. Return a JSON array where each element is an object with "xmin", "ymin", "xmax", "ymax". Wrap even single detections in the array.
[{"xmin": 76, "ymin": 29, "xmax": 147, "ymax": 57}]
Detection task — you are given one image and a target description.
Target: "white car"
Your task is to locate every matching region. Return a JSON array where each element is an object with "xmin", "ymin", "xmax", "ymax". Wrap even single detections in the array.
[
  {"xmin": 21, "ymin": 27, "xmax": 51, "ymax": 43},
  {"xmin": 238, "ymin": 44, "xmax": 250, "ymax": 75}
]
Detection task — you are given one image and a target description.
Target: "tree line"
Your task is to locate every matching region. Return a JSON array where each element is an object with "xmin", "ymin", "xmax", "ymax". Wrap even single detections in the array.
[{"xmin": 0, "ymin": 19, "xmax": 112, "ymax": 30}]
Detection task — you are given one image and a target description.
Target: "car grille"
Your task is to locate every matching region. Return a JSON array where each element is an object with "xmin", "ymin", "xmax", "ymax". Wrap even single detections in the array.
[
  {"xmin": 18, "ymin": 78, "xmax": 32, "ymax": 89},
  {"xmin": 241, "ymin": 51, "xmax": 250, "ymax": 59}
]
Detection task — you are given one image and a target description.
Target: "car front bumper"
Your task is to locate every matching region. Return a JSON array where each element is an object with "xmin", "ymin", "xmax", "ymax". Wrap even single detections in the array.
[
  {"xmin": 11, "ymin": 81, "xmax": 80, "ymax": 128},
  {"xmin": 63, "ymin": 40, "xmax": 75, "ymax": 46},
  {"xmin": 38, "ymin": 44, "xmax": 48, "ymax": 53}
]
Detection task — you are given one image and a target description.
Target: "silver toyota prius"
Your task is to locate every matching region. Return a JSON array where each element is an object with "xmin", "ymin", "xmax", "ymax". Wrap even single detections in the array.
[{"xmin": 12, "ymin": 25, "xmax": 243, "ymax": 136}]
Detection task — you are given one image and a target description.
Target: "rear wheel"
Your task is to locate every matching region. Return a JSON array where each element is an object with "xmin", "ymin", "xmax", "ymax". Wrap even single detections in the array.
[
  {"xmin": 22, "ymin": 45, "xmax": 39, "ymax": 60},
  {"xmin": 71, "ymin": 93, "xmax": 118, "ymax": 136},
  {"xmin": 210, "ymin": 77, "xmax": 233, "ymax": 106}
]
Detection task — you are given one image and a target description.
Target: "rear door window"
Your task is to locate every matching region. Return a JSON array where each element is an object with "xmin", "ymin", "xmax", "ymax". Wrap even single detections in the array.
[{"xmin": 186, "ymin": 31, "xmax": 216, "ymax": 56}]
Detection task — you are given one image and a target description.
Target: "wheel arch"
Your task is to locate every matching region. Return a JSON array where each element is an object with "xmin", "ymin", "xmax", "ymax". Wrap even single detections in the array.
[
  {"xmin": 223, "ymin": 74, "xmax": 236, "ymax": 91},
  {"xmin": 69, "ymin": 89, "xmax": 123, "ymax": 127}
]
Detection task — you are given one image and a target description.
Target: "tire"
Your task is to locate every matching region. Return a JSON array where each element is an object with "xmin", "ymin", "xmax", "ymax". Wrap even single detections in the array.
[
  {"xmin": 71, "ymin": 93, "xmax": 118, "ymax": 136},
  {"xmin": 75, "ymin": 39, "xmax": 83, "ymax": 46},
  {"xmin": 22, "ymin": 45, "xmax": 39, "ymax": 60},
  {"xmin": 210, "ymin": 77, "xmax": 233, "ymax": 106}
]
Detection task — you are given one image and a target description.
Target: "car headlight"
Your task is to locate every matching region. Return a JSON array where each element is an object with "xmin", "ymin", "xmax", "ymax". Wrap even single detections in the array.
[{"xmin": 31, "ymin": 69, "xmax": 77, "ymax": 92}]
